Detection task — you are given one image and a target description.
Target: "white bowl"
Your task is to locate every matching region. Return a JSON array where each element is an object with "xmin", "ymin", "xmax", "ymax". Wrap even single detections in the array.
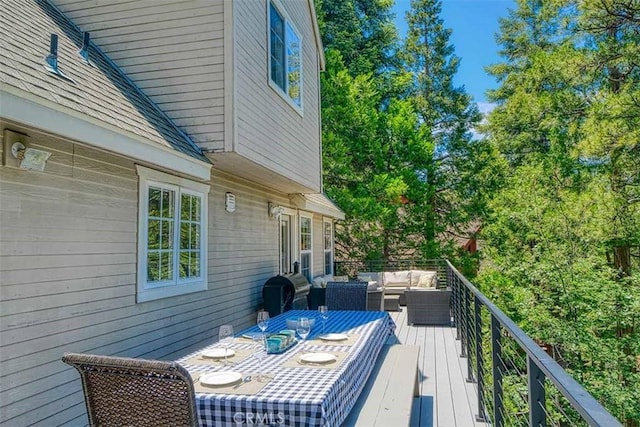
[{"xmin": 286, "ymin": 317, "xmax": 316, "ymax": 330}]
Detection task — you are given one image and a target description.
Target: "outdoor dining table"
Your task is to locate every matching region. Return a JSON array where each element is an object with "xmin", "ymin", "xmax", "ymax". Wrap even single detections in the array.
[{"xmin": 178, "ymin": 309, "xmax": 395, "ymax": 426}]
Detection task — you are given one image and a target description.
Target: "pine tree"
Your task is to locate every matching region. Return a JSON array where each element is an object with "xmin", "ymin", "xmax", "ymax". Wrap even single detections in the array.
[
  {"xmin": 401, "ymin": 0, "xmax": 483, "ymax": 259},
  {"xmin": 315, "ymin": 0, "xmax": 398, "ymax": 80},
  {"xmin": 481, "ymin": 0, "xmax": 640, "ymax": 422}
]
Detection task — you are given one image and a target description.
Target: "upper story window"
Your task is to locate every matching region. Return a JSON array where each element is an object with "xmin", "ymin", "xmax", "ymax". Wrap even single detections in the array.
[
  {"xmin": 269, "ymin": 1, "xmax": 303, "ymax": 112},
  {"xmin": 136, "ymin": 166, "xmax": 209, "ymax": 302}
]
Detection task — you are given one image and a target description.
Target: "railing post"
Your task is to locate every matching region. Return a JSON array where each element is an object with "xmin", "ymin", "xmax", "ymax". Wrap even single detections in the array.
[
  {"xmin": 528, "ymin": 357, "xmax": 546, "ymax": 427},
  {"xmin": 459, "ymin": 280, "xmax": 468, "ymax": 357},
  {"xmin": 474, "ymin": 296, "xmax": 487, "ymax": 421},
  {"xmin": 491, "ymin": 314, "xmax": 504, "ymax": 427},
  {"xmin": 450, "ymin": 267, "xmax": 461, "ymax": 338},
  {"xmin": 465, "ymin": 287, "xmax": 474, "ymax": 380}
]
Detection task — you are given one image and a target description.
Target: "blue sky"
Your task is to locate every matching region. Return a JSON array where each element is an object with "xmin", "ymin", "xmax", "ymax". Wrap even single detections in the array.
[{"xmin": 392, "ymin": 0, "xmax": 515, "ymax": 112}]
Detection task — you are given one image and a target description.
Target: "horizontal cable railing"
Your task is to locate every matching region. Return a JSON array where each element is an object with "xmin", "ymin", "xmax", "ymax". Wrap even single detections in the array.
[
  {"xmin": 333, "ymin": 258, "xmax": 621, "ymax": 426},
  {"xmin": 446, "ymin": 260, "xmax": 621, "ymax": 427}
]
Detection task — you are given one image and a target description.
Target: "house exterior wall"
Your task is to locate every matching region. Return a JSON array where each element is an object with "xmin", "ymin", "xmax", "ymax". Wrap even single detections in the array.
[
  {"xmin": 1, "ymin": 1, "xmax": 337, "ymax": 424},
  {"xmin": 50, "ymin": 0, "xmax": 226, "ymax": 146},
  {"xmin": 232, "ymin": 0, "xmax": 322, "ymax": 192},
  {"xmin": 0, "ymin": 122, "xmax": 295, "ymax": 425},
  {"xmin": 0, "ymin": 121, "xmax": 333, "ymax": 425},
  {"xmin": 50, "ymin": 0, "xmax": 323, "ymax": 194}
]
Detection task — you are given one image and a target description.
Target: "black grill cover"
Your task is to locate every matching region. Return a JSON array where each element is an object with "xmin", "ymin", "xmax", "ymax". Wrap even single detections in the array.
[{"xmin": 262, "ymin": 273, "xmax": 311, "ymax": 317}]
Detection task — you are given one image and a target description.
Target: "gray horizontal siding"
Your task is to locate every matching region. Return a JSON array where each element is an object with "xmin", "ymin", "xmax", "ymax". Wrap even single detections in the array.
[
  {"xmin": 233, "ymin": 0, "xmax": 322, "ymax": 192},
  {"xmin": 50, "ymin": 0, "xmax": 225, "ymax": 146},
  {"xmin": 0, "ymin": 123, "xmax": 290, "ymax": 426}
]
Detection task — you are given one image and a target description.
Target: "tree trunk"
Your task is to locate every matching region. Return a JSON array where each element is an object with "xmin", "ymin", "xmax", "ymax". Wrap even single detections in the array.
[{"xmin": 614, "ymin": 245, "xmax": 632, "ymax": 277}]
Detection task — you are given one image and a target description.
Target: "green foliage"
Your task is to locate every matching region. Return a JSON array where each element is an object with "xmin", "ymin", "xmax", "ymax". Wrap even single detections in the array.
[
  {"xmin": 479, "ymin": 0, "xmax": 640, "ymax": 423},
  {"xmin": 316, "ymin": 0, "xmax": 639, "ymax": 422},
  {"xmin": 318, "ymin": 0, "xmax": 490, "ymax": 265}
]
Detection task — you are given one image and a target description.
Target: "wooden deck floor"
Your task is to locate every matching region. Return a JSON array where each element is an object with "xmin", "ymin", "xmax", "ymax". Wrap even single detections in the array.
[{"xmin": 387, "ymin": 308, "xmax": 488, "ymax": 427}]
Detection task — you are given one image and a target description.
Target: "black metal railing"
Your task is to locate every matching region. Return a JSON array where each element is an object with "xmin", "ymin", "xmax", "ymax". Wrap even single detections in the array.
[
  {"xmin": 447, "ymin": 260, "xmax": 621, "ymax": 427},
  {"xmin": 334, "ymin": 258, "xmax": 621, "ymax": 426}
]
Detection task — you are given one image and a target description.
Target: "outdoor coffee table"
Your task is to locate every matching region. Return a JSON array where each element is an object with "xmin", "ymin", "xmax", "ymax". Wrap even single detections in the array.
[{"xmin": 178, "ymin": 310, "xmax": 395, "ymax": 426}]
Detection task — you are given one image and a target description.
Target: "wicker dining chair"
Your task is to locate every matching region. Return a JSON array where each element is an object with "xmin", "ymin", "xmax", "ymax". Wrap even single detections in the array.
[
  {"xmin": 62, "ymin": 352, "xmax": 198, "ymax": 427},
  {"xmin": 326, "ymin": 281, "xmax": 368, "ymax": 310}
]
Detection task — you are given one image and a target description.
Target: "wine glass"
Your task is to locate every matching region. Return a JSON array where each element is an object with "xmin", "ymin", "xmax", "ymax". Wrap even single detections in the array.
[
  {"xmin": 318, "ymin": 305, "xmax": 328, "ymax": 335},
  {"xmin": 257, "ymin": 311, "xmax": 270, "ymax": 338},
  {"xmin": 296, "ymin": 317, "xmax": 311, "ymax": 344},
  {"xmin": 252, "ymin": 336, "xmax": 267, "ymax": 382},
  {"xmin": 218, "ymin": 324, "xmax": 234, "ymax": 366}
]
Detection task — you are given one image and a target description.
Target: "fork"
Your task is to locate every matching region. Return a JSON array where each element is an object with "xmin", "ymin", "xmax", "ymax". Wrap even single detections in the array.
[{"xmin": 233, "ymin": 375, "xmax": 252, "ymax": 388}]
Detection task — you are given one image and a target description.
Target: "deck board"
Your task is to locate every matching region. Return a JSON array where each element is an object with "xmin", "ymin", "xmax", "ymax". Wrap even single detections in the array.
[{"xmin": 388, "ymin": 308, "xmax": 486, "ymax": 427}]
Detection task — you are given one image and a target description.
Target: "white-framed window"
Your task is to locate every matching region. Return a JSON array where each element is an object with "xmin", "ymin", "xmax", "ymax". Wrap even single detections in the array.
[
  {"xmin": 299, "ymin": 214, "xmax": 312, "ymax": 281},
  {"xmin": 136, "ymin": 166, "xmax": 209, "ymax": 302},
  {"xmin": 323, "ymin": 218, "xmax": 333, "ymax": 275},
  {"xmin": 268, "ymin": 0, "xmax": 303, "ymax": 112}
]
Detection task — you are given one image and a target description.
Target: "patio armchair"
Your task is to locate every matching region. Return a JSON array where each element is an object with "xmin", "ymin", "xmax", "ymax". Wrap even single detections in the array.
[
  {"xmin": 326, "ymin": 281, "xmax": 368, "ymax": 310},
  {"xmin": 405, "ymin": 288, "xmax": 452, "ymax": 326},
  {"xmin": 62, "ymin": 352, "xmax": 198, "ymax": 427}
]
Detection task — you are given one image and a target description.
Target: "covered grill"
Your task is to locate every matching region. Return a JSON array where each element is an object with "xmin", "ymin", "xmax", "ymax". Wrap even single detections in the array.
[{"xmin": 262, "ymin": 264, "xmax": 311, "ymax": 317}]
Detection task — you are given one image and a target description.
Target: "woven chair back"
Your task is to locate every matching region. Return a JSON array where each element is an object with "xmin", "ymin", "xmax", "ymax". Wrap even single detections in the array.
[
  {"xmin": 62, "ymin": 352, "xmax": 198, "ymax": 427},
  {"xmin": 325, "ymin": 281, "xmax": 368, "ymax": 310}
]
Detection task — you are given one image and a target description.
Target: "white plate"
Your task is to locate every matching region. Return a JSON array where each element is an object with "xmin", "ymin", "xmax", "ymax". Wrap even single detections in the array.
[
  {"xmin": 300, "ymin": 352, "xmax": 336, "ymax": 364},
  {"xmin": 318, "ymin": 333, "xmax": 349, "ymax": 341},
  {"xmin": 200, "ymin": 371, "xmax": 243, "ymax": 386},
  {"xmin": 201, "ymin": 348, "xmax": 236, "ymax": 359}
]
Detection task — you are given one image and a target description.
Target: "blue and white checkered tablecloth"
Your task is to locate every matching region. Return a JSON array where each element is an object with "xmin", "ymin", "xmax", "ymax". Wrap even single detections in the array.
[{"xmin": 178, "ymin": 310, "xmax": 395, "ymax": 427}]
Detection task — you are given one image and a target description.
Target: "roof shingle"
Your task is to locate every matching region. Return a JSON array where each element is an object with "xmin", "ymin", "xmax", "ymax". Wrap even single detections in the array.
[{"xmin": 0, "ymin": 0, "xmax": 209, "ymax": 163}]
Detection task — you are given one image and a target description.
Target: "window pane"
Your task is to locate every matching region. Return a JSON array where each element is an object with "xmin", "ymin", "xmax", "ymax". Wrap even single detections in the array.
[
  {"xmin": 324, "ymin": 222, "xmax": 332, "ymax": 250},
  {"xmin": 191, "ymin": 196, "xmax": 200, "ymax": 221},
  {"xmin": 300, "ymin": 217, "xmax": 311, "ymax": 250},
  {"xmin": 161, "ymin": 251, "xmax": 173, "ymax": 280},
  {"xmin": 181, "ymin": 194, "xmax": 191, "ymax": 221},
  {"xmin": 179, "ymin": 250, "xmax": 201, "ymax": 279},
  {"xmin": 191, "ymin": 224, "xmax": 199, "ymax": 249},
  {"xmin": 148, "ymin": 188, "xmax": 161, "ymax": 217},
  {"xmin": 180, "ymin": 223, "xmax": 190, "ymax": 250},
  {"xmin": 160, "ymin": 220, "xmax": 173, "ymax": 249},
  {"xmin": 301, "ymin": 253, "xmax": 311, "ymax": 281},
  {"xmin": 325, "ymin": 251, "xmax": 332, "ymax": 275},
  {"xmin": 147, "ymin": 252, "xmax": 159, "ymax": 282},
  {"xmin": 270, "ymin": 3, "xmax": 285, "ymax": 90},
  {"xmin": 286, "ymin": 23, "xmax": 301, "ymax": 106},
  {"xmin": 190, "ymin": 252, "xmax": 200, "ymax": 277},
  {"xmin": 148, "ymin": 220, "xmax": 160, "ymax": 249},
  {"xmin": 179, "ymin": 251, "xmax": 189, "ymax": 279},
  {"xmin": 161, "ymin": 189, "xmax": 174, "ymax": 218}
]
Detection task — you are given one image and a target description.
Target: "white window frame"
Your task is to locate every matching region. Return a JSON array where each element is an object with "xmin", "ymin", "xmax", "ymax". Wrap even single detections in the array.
[
  {"xmin": 299, "ymin": 213, "xmax": 313, "ymax": 282},
  {"xmin": 136, "ymin": 166, "xmax": 209, "ymax": 303},
  {"xmin": 268, "ymin": 0, "xmax": 304, "ymax": 114},
  {"xmin": 323, "ymin": 218, "xmax": 334, "ymax": 276}
]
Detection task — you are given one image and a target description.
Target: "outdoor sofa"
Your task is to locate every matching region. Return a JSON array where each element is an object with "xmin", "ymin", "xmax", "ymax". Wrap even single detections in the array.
[{"xmin": 359, "ymin": 270, "xmax": 439, "ymax": 306}]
